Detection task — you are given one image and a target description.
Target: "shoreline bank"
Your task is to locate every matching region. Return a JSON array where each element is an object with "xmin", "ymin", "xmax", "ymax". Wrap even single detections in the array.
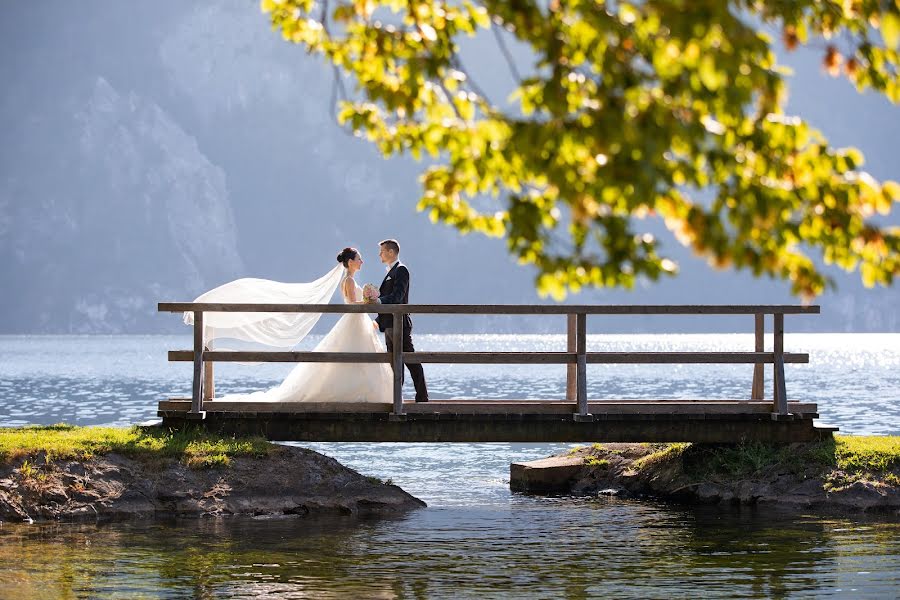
[
  {"xmin": 0, "ymin": 425, "xmax": 424, "ymax": 522},
  {"xmin": 511, "ymin": 436, "xmax": 900, "ymax": 517}
]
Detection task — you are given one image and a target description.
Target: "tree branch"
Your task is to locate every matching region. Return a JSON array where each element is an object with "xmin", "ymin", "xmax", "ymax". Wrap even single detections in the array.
[
  {"xmin": 492, "ymin": 21, "xmax": 522, "ymax": 84},
  {"xmin": 451, "ymin": 55, "xmax": 493, "ymax": 108}
]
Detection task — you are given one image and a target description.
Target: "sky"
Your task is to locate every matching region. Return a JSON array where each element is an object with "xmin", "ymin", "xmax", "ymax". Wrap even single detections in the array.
[{"xmin": 1, "ymin": 1, "xmax": 898, "ymax": 334}]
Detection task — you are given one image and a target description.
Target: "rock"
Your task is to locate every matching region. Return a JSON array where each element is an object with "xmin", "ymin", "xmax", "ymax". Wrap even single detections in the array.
[
  {"xmin": 510, "ymin": 455, "xmax": 585, "ymax": 494},
  {"xmin": 510, "ymin": 443, "xmax": 900, "ymax": 517},
  {"xmin": 0, "ymin": 446, "xmax": 424, "ymax": 522},
  {"xmin": 827, "ymin": 480, "xmax": 900, "ymax": 512}
]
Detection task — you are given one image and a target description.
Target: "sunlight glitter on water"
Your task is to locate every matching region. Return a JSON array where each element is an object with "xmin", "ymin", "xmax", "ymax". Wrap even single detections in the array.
[{"xmin": 0, "ymin": 333, "xmax": 897, "ymax": 434}]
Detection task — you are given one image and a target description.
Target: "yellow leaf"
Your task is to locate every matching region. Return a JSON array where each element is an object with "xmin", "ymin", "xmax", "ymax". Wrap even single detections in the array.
[
  {"xmin": 882, "ymin": 180, "xmax": 900, "ymax": 201},
  {"xmin": 860, "ymin": 262, "xmax": 876, "ymax": 287},
  {"xmin": 882, "ymin": 13, "xmax": 900, "ymax": 50},
  {"xmin": 698, "ymin": 55, "xmax": 721, "ymax": 90}
]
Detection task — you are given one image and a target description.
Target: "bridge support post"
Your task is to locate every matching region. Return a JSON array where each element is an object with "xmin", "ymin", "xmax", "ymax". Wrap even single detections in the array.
[
  {"xmin": 574, "ymin": 313, "xmax": 591, "ymax": 421},
  {"xmin": 772, "ymin": 313, "xmax": 788, "ymax": 417},
  {"xmin": 188, "ymin": 310, "xmax": 206, "ymax": 420},
  {"xmin": 751, "ymin": 313, "xmax": 764, "ymax": 400},
  {"xmin": 566, "ymin": 314, "xmax": 576, "ymax": 401},
  {"xmin": 391, "ymin": 314, "xmax": 404, "ymax": 417},
  {"xmin": 203, "ymin": 346, "xmax": 214, "ymax": 402}
]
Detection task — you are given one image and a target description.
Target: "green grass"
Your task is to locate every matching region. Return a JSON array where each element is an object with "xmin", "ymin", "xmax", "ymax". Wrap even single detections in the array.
[
  {"xmin": 632, "ymin": 442, "xmax": 690, "ymax": 471},
  {"xmin": 633, "ymin": 435, "xmax": 900, "ymax": 484},
  {"xmin": 834, "ymin": 435, "xmax": 900, "ymax": 474},
  {"xmin": 364, "ymin": 475, "xmax": 395, "ymax": 486},
  {"xmin": 0, "ymin": 424, "xmax": 276, "ymax": 469}
]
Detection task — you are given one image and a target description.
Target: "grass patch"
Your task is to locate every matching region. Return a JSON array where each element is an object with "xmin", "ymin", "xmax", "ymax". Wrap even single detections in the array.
[
  {"xmin": 364, "ymin": 475, "xmax": 394, "ymax": 486},
  {"xmin": 671, "ymin": 435, "xmax": 900, "ymax": 484},
  {"xmin": 0, "ymin": 424, "xmax": 276, "ymax": 469},
  {"xmin": 834, "ymin": 435, "xmax": 900, "ymax": 474},
  {"xmin": 584, "ymin": 456, "xmax": 609, "ymax": 468},
  {"xmin": 633, "ymin": 443, "xmax": 690, "ymax": 471},
  {"xmin": 695, "ymin": 441, "xmax": 787, "ymax": 478}
]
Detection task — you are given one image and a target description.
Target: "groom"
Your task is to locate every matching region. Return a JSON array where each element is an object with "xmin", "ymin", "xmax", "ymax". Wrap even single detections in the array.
[{"xmin": 375, "ymin": 239, "xmax": 429, "ymax": 403}]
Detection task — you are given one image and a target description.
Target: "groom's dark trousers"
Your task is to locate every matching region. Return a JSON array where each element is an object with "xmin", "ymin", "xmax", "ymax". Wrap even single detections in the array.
[
  {"xmin": 376, "ymin": 261, "xmax": 429, "ymax": 403},
  {"xmin": 384, "ymin": 325, "xmax": 428, "ymax": 403}
]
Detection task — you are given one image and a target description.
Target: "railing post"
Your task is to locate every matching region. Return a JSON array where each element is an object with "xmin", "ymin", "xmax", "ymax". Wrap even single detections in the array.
[
  {"xmin": 391, "ymin": 311, "xmax": 404, "ymax": 418},
  {"xmin": 566, "ymin": 314, "xmax": 576, "ymax": 401},
  {"xmin": 188, "ymin": 311, "xmax": 206, "ymax": 420},
  {"xmin": 203, "ymin": 345, "xmax": 214, "ymax": 402},
  {"xmin": 772, "ymin": 312, "xmax": 788, "ymax": 417},
  {"xmin": 574, "ymin": 313, "xmax": 590, "ymax": 421},
  {"xmin": 751, "ymin": 313, "xmax": 764, "ymax": 400}
]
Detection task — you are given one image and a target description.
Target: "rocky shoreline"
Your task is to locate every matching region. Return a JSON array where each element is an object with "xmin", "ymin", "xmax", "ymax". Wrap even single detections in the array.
[
  {"xmin": 511, "ymin": 441, "xmax": 900, "ymax": 516},
  {"xmin": 0, "ymin": 444, "xmax": 425, "ymax": 522}
]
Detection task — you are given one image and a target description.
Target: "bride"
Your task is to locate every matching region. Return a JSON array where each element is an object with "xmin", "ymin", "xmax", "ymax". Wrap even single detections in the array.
[{"xmin": 187, "ymin": 247, "xmax": 393, "ymax": 403}]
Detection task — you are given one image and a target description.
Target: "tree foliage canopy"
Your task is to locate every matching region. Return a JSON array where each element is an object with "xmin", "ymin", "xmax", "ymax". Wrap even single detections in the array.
[{"xmin": 262, "ymin": 0, "xmax": 900, "ymax": 299}]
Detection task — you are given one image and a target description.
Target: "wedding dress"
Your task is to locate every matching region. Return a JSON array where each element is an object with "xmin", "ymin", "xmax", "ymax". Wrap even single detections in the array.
[
  {"xmin": 260, "ymin": 274, "xmax": 393, "ymax": 403},
  {"xmin": 189, "ymin": 265, "xmax": 392, "ymax": 403}
]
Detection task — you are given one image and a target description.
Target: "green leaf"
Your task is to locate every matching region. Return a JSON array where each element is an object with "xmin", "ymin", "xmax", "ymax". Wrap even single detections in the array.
[{"xmin": 264, "ymin": 0, "xmax": 900, "ymax": 300}]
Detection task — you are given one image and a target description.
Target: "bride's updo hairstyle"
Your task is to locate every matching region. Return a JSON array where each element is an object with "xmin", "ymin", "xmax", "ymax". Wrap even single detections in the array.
[{"xmin": 336, "ymin": 247, "xmax": 359, "ymax": 268}]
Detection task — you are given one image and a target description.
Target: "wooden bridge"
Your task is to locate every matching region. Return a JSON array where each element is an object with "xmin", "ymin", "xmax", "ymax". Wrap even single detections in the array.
[{"xmin": 157, "ymin": 302, "xmax": 833, "ymax": 443}]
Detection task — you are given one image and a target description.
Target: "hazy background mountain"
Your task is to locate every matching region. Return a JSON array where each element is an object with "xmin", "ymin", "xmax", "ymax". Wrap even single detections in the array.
[{"xmin": 2, "ymin": 1, "xmax": 898, "ymax": 334}]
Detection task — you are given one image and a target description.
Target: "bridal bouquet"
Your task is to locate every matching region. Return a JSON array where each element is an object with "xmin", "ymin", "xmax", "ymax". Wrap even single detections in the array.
[{"xmin": 361, "ymin": 283, "xmax": 380, "ymax": 304}]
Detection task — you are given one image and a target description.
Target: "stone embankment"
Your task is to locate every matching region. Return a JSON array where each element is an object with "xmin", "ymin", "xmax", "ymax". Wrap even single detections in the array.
[
  {"xmin": 1, "ymin": 445, "xmax": 424, "ymax": 522},
  {"xmin": 511, "ymin": 440, "xmax": 900, "ymax": 516}
]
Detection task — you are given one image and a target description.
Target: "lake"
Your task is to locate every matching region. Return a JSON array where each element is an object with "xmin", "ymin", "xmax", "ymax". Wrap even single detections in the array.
[{"xmin": 1, "ymin": 333, "xmax": 898, "ymax": 597}]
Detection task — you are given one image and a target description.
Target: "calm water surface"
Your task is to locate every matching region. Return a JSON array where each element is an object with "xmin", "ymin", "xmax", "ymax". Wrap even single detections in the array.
[{"xmin": 1, "ymin": 334, "xmax": 898, "ymax": 597}]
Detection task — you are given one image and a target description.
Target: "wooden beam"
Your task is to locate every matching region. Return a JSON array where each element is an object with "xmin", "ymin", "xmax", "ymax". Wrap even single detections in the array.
[
  {"xmin": 566, "ymin": 315, "xmax": 576, "ymax": 401},
  {"xmin": 169, "ymin": 351, "xmax": 390, "ymax": 363},
  {"xmin": 203, "ymin": 346, "xmax": 214, "ymax": 402},
  {"xmin": 165, "ymin": 400, "xmax": 393, "ymax": 413},
  {"xmin": 773, "ymin": 313, "xmax": 788, "ymax": 415},
  {"xmin": 403, "ymin": 401, "xmax": 818, "ymax": 416},
  {"xmin": 189, "ymin": 311, "xmax": 205, "ymax": 419},
  {"xmin": 751, "ymin": 314, "xmax": 764, "ymax": 400},
  {"xmin": 585, "ymin": 352, "xmax": 808, "ymax": 364},
  {"xmin": 576, "ymin": 313, "xmax": 588, "ymax": 417},
  {"xmin": 158, "ymin": 399, "xmax": 819, "ymax": 416},
  {"xmin": 774, "ymin": 354, "xmax": 788, "ymax": 416},
  {"xmin": 159, "ymin": 302, "xmax": 821, "ymax": 316},
  {"xmin": 168, "ymin": 350, "xmax": 809, "ymax": 364},
  {"xmin": 392, "ymin": 318, "xmax": 403, "ymax": 416},
  {"xmin": 171, "ymin": 416, "xmax": 828, "ymax": 443},
  {"xmin": 402, "ymin": 352, "xmax": 574, "ymax": 364}
]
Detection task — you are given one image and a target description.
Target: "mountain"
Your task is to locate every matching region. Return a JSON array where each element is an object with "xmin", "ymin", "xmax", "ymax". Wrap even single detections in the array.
[{"xmin": 1, "ymin": 1, "xmax": 897, "ymax": 333}]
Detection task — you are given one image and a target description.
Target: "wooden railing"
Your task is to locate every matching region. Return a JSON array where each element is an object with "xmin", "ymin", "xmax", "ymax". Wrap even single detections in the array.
[{"xmin": 158, "ymin": 303, "xmax": 818, "ymax": 421}]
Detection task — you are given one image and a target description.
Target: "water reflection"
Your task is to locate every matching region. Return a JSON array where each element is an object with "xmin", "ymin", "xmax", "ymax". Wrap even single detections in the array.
[{"xmin": 2, "ymin": 505, "xmax": 899, "ymax": 598}]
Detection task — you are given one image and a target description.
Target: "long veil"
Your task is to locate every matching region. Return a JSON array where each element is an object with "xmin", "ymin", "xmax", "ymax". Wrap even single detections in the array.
[{"xmin": 184, "ymin": 264, "xmax": 345, "ymax": 350}]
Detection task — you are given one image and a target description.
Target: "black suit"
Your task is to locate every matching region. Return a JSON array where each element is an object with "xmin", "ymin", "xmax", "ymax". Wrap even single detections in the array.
[{"xmin": 376, "ymin": 261, "xmax": 428, "ymax": 402}]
